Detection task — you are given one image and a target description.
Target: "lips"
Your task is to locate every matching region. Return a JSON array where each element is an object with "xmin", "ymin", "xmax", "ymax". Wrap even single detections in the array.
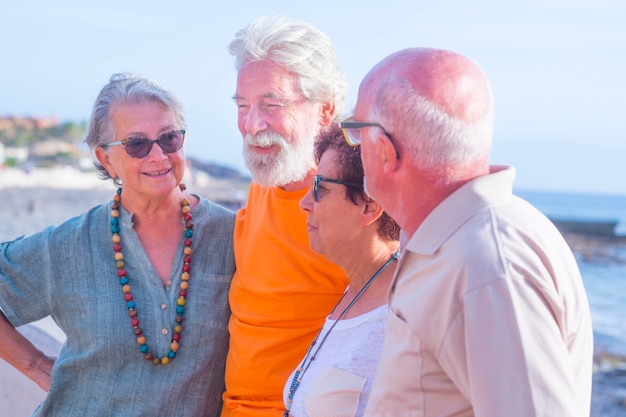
[
  {"xmin": 143, "ymin": 167, "xmax": 171, "ymax": 176},
  {"xmin": 249, "ymin": 143, "xmax": 280, "ymax": 154}
]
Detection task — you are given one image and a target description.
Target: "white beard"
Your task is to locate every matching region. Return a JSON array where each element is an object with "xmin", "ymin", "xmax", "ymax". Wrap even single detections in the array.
[{"xmin": 243, "ymin": 129, "xmax": 317, "ymax": 188}]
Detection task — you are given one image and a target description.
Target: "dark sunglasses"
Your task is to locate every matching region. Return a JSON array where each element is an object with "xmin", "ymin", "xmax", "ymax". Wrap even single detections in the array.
[
  {"xmin": 312, "ymin": 175, "xmax": 360, "ymax": 202},
  {"xmin": 101, "ymin": 129, "xmax": 186, "ymax": 158}
]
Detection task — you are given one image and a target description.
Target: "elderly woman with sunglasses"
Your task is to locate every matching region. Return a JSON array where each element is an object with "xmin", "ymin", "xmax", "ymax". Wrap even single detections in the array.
[
  {"xmin": 0, "ymin": 73, "xmax": 235, "ymax": 416},
  {"xmin": 282, "ymin": 123, "xmax": 400, "ymax": 417}
]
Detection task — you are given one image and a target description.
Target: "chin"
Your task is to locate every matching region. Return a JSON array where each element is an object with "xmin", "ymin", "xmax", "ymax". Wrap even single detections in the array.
[{"xmin": 308, "ymin": 240, "xmax": 323, "ymax": 256}]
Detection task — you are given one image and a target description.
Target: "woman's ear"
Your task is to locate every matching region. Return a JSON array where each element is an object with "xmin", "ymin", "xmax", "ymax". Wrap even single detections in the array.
[
  {"xmin": 95, "ymin": 147, "xmax": 115, "ymax": 178},
  {"xmin": 361, "ymin": 199, "xmax": 385, "ymax": 227}
]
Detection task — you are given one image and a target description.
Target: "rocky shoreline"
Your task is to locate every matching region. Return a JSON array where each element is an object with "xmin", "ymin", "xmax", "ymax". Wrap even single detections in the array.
[{"xmin": 561, "ymin": 231, "xmax": 626, "ymax": 266}]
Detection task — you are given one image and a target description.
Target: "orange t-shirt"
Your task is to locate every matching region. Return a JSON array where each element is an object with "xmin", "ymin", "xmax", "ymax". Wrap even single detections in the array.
[{"xmin": 221, "ymin": 182, "xmax": 349, "ymax": 417}]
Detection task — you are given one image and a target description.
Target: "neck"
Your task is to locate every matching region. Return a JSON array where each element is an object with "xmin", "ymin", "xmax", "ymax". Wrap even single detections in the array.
[
  {"xmin": 117, "ymin": 184, "xmax": 195, "ymax": 230},
  {"xmin": 399, "ymin": 161, "xmax": 489, "ymax": 237},
  {"xmin": 351, "ymin": 250, "xmax": 397, "ymax": 290},
  {"xmin": 279, "ymin": 169, "xmax": 316, "ymax": 192},
  {"xmin": 332, "ymin": 250, "xmax": 398, "ymax": 319},
  {"xmin": 341, "ymin": 241, "xmax": 399, "ymax": 288}
]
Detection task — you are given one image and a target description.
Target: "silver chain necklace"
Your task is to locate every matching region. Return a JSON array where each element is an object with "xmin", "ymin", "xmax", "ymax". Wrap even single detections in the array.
[{"xmin": 283, "ymin": 251, "xmax": 399, "ymax": 417}]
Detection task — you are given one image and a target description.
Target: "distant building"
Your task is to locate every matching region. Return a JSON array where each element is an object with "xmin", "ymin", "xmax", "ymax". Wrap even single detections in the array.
[
  {"xmin": 0, "ymin": 115, "xmax": 58, "ymax": 137},
  {"xmin": 0, "ymin": 141, "xmax": 29, "ymax": 165},
  {"xmin": 3, "ymin": 146, "xmax": 29, "ymax": 164}
]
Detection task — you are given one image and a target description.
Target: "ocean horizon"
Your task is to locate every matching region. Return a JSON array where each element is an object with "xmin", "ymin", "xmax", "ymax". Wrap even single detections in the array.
[
  {"xmin": 516, "ymin": 189, "xmax": 626, "ymax": 235},
  {"xmin": 516, "ymin": 190, "xmax": 626, "ymax": 359}
]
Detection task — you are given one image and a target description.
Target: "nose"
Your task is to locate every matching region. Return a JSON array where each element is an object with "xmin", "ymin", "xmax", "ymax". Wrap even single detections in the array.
[
  {"xmin": 241, "ymin": 105, "xmax": 269, "ymax": 137},
  {"xmin": 300, "ymin": 186, "xmax": 314, "ymax": 212},
  {"xmin": 145, "ymin": 140, "xmax": 168, "ymax": 160}
]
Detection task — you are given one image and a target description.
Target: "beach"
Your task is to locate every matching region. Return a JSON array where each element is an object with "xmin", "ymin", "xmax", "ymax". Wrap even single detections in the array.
[{"xmin": 1, "ymin": 168, "xmax": 625, "ymax": 416}]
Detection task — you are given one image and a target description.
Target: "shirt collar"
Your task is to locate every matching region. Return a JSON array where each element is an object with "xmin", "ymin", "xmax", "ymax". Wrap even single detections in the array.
[{"xmin": 405, "ymin": 165, "xmax": 515, "ymax": 255}]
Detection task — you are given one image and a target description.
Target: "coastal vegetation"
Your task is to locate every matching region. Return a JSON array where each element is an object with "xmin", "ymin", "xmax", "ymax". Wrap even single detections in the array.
[
  {"xmin": 0, "ymin": 118, "xmax": 85, "ymax": 147},
  {"xmin": 0, "ymin": 116, "xmax": 86, "ymax": 168}
]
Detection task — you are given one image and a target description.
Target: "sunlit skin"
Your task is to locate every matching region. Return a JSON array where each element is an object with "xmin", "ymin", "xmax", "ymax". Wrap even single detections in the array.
[
  {"xmin": 0, "ymin": 101, "xmax": 193, "ymax": 396},
  {"xmin": 300, "ymin": 149, "xmax": 364, "ymax": 262},
  {"xmin": 95, "ymin": 100, "xmax": 187, "ymax": 211},
  {"xmin": 94, "ymin": 100, "xmax": 192, "ymax": 283},
  {"xmin": 300, "ymin": 148, "xmax": 399, "ymax": 318},
  {"xmin": 354, "ymin": 48, "xmax": 492, "ymax": 238},
  {"xmin": 234, "ymin": 59, "xmax": 334, "ymax": 191}
]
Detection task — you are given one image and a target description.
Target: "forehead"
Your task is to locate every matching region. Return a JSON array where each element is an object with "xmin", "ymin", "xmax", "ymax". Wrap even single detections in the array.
[
  {"xmin": 316, "ymin": 149, "xmax": 340, "ymax": 176},
  {"xmin": 235, "ymin": 60, "xmax": 302, "ymax": 100},
  {"xmin": 110, "ymin": 101, "xmax": 176, "ymax": 134}
]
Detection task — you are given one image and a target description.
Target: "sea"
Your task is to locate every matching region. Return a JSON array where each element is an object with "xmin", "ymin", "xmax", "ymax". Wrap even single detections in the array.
[
  {"xmin": 515, "ymin": 190, "xmax": 626, "ymax": 416},
  {"xmin": 516, "ymin": 189, "xmax": 626, "ymax": 360}
]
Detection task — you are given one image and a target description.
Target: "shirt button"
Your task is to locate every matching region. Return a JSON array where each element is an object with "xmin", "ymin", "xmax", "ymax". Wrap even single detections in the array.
[
  {"xmin": 162, "ymin": 328, "xmax": 169, "ymax": 335},
  {"xmin": 166, "ymin": 280, "xmax": 172, "ymax": 286},
  {"xmin": 161, "ymin": 304, "xmax": 167, "ymax": 310}
]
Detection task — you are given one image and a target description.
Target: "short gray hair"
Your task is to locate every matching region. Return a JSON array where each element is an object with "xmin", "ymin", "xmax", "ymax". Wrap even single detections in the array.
[
  {"xmin": 84, "ymin": 73, "xmax": 186, "ymax": 180},
  {"xmin": 371, "ymin": 77, "xmax": 494, "ymax": 171},
  {"xmin": 229, "ymin": 15, "xmax": 348, "ymax": 119}
]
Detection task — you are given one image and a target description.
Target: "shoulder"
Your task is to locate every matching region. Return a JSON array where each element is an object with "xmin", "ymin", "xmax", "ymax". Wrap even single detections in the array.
[
  {"xmin": 193, "ymin": 196, "xmax": 236, "ymax": 238},
  {"xmin": 195, "ymin": 196, "xmax": 235, "ymax": 218}
]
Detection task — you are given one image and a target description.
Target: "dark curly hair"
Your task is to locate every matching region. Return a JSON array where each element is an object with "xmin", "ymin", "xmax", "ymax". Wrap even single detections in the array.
[{"xmin": 314, "ymin": 122, "xmax": 400, "ymax": 242}]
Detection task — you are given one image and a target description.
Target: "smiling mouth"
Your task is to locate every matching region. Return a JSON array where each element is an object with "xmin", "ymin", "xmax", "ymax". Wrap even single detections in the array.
[
  {"xmin": 251, "ymin": 142, "xmax": 272, "ymax": 148},
  {"xmin": 249, "ymin": 144, "xmax": 280, "ymax": 154},
  {"xmin": 144, "ymin": 168, "xmax": 171, "ymax": 176}
]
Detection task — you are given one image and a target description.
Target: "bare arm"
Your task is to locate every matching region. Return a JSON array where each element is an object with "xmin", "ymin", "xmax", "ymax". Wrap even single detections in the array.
[{"xmin": 0, "ymin": 311, "xmax": 55, "ymax": 391}]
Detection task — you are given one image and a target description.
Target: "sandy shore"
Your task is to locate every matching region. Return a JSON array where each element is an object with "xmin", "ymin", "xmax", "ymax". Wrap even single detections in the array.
[{"xmin": 0, "ymin": 166, "xmax": 112, "ymax": 190}]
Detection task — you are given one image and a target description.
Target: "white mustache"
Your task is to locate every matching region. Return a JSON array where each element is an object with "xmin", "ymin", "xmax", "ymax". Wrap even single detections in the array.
[{"xmin": 245, "ymin": 131, "xmax": 285, "ymax": 148}]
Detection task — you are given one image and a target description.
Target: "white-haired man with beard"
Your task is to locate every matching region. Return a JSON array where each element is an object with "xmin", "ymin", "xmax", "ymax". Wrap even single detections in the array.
[{"xmin": 220, "ymin": 16, "xmax": 350, "ymax": 417}]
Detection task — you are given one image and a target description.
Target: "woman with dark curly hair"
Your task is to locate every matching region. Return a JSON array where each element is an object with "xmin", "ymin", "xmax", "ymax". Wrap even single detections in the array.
[{"xmin": 283, "ymin": 122, "xmax": 400, "ymax": 417}]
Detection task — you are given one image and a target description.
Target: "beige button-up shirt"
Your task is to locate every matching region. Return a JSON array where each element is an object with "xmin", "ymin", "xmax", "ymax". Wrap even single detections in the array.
[{"xmin": 365, "ymin": 166, "xmax": 593, "ymax": 417}]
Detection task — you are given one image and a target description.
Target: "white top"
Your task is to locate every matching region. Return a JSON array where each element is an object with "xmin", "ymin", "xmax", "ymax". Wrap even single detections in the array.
[
  {"xmin": 365, "ymin": 166, "xmax": 594, "ymax": 417},
  {"xmin": 284, "ymin": 304, "xmax": 388, "ymax": 417}
]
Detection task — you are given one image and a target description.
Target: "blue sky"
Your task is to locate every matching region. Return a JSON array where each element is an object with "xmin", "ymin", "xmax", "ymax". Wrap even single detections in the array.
[{"xmin": 1, "ymin": 0, "xmax": 624, "ymax": 195}]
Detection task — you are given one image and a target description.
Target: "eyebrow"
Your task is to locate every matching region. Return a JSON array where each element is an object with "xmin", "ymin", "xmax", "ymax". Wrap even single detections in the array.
[
  {"xmin": 232, "ymin": 92, "xmax": 288, "ymax": 101},
  {"xmin": 121, "ymin": 126, "xmax": 178, "ymax": 138}
]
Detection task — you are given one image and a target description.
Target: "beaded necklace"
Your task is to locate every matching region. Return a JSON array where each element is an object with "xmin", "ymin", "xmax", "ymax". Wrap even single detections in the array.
[
  {"xmin": 110, "ymin": 184, "xmax": 194, "ymax": 365},
  {"xmin": 283, "ymin": 251, "xmax": 399, "ymax": 417}
]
